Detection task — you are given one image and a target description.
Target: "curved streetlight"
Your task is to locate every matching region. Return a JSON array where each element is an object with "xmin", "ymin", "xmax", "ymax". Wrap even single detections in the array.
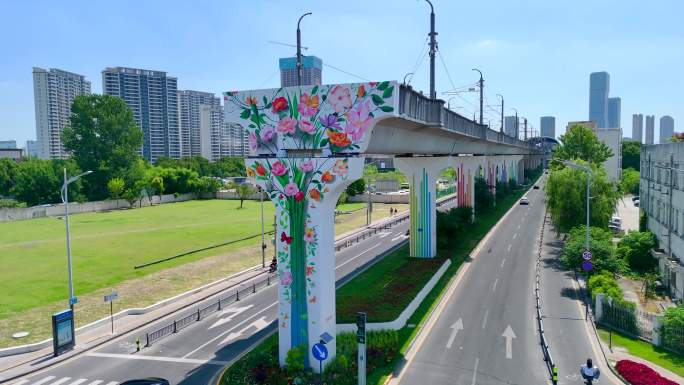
[
  {"xmin": 472, "ymin": 68, "xmax": 484, "ymax": 125},
  {"xmin": 447, "ymin": 97, "xmax": 456, "ymax": 109},
  {"xmin": 403, "ymin": 72, "xmax": 414, "ymax": 85},
  {"xmin": 496, "ymin": 94, "xmax": 504, "ymax": 133},
  {"xmin": 61, "ymin": 169, "xmax": 93, "ymax": 315},
  {"xmin": 296, "ymin": 12, "xmax": 312, "ymax": 86}
]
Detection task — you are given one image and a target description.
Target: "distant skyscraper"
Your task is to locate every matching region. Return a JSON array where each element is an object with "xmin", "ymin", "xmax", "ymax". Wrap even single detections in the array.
[
  {"xmin": 279, "ymin": 56, "xmax": 322, "ymax": 87},
  {"xmin": 540, "ymin": 116, "xmax": 556, "ymax": 138},
  {"xmin": 26, "ymin": 140, "xmax": 39, "ymax": 158},
  {"xmin": 102, "ymin": 67, "xmax": 180, "ymax": 162},
  {"xmin": 660, "ymin": 115, "xmax": 675, "ymax": 144},
  {"xmin": 33, "ymin": 67, "xmax": 91, "ymax": 159},
  {"xmin": 178, "ymin": 90, "xmax": 220, "ymax": 158},
  {"xmin": 632, "ymin": 114, "xmax": 643, "ymax": 143},
  {"xmin": 589, "ymin": 72, "xmax": 610, "ymax": 128},
  {"xmin": 504, "ymin": 116, "xmax": 519, "ymax": 138},
  {"xmin": 607, "ymin": 97, "xmax": 621, "ymax": 128},
  {"xmin": 0, "ymin": 140, "xmax": 17, "ymax": 149},
  {"xmin": 645, "ymin": 115, "xmax": 655, "ymax": 144}
]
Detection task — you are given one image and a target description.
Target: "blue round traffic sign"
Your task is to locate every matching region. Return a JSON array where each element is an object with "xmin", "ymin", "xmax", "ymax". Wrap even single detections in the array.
[
  {"xmin": 312, "ymin": 343, "xmax": 328, "ymax": 361},
  {"xmin": 582, "ymin": 260, "xmax": 593, "ymax": 272}
]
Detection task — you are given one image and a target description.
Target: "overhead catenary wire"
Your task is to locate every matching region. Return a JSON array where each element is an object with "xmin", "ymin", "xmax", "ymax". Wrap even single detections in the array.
[{"xmin": 322, "ymin": 63, "xmax": 370, "ymax": 82}]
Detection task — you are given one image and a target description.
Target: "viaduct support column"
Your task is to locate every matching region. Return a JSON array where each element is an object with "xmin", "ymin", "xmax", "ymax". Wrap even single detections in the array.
[
  {"xmin": 395, "ymin": 157, "xmax": 445, "ymax": 258},
  {"xmin": 247, "ymin": 157, "xmax": 364, "ymax": 369}
]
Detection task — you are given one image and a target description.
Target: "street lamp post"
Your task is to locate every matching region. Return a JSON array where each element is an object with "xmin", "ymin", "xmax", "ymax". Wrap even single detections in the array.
[
  {"xmin": 472, "ymin": 68, "xmax": 484, "ymax": 125},
  {"xmin": 511, "ymin": 108, "xmax": 518, "ymax": 139},
  {"xmin": 425, "ymin": 0, "xmax": 437, "ymax": 99},
  {"xmin": 403, "ymin": 72, "xmax": 414, "ymax": 85},
  {"xmin": 259, "ymin": 187, "xmax": 266, "ymax": 268},
  {"xmin": 296, "ymin": 12, "xmax": 312, "ymax": 87},
  {"xmin": 496, "ymin": 94, "xmax": 504, "ymax": 134},
  {"xmin": 61, "ymin": 169, "xmax": 92, "ymax": 312}
]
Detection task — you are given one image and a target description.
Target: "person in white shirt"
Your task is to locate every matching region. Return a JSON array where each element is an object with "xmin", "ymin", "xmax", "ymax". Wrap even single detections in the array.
[{"xmin": 580, "ymin": 358, "xmax": 601, "ymax": 384}]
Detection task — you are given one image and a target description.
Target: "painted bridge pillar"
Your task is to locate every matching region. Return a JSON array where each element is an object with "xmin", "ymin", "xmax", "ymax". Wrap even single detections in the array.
[
  {"xmin": 226, "ymin": 81, "xmax": 399, "ymax": 370},
  {"xmin": 395, "ymin": 157, "xmax": 445, "ymax": 258}
]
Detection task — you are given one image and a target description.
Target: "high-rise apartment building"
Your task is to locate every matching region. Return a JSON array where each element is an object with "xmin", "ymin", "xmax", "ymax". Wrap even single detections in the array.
[
  {"xmin": 540, "ymin": 116, "xmax": 556, "ymax": 138},
  {"xmin": 660, "ymin": 115, "xmax": 675, "ymax": 144},
  {"xmin": 632, "ymin": 114, "xmax": 643, "ymax": 143},
  {"xmin": 608, "ymin": 97, "xmax": 621, "ymax": 128},
  {"xmin": 279, "ymin": 56, "xmax": 322, "ymax": 87},
  {"xmin": 102, "ymin": 67, "xmax": 180, "ymax": 162},
  {"xmin": 589, "ymin": 72, "xmax": 610, "ymax": 129},
  {"xmin": 198, "ymin": 104, "xmax": 250, "ymax": 161},
  {"xmin": 504, "ymin": 116, "xmax": 519, "ymax": 138},
  {"xmin": 646, "ymin": 115, "xmax": 655, "ymax": 144},
  {"xmin": 33, "ymin": 67, "xmax": 91, "ymax": 159},
  {"xmin": 178, "ymin": 90, "xmax": 220, "ymax": 158}
]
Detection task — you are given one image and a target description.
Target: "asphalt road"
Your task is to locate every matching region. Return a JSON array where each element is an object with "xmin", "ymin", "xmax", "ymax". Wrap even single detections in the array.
[
  {"xmin": 394, "ymin": 183, "xmax": 550, "ymax": 385},
  {"xmin": 7, "ymin": 199, "xmax": 456, "ymax": 385}
]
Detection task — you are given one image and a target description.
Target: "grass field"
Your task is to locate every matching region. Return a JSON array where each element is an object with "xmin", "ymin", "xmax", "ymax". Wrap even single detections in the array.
[{"xmin": 0, "ymin": 199, "xmax": 406, "ymax": 347}]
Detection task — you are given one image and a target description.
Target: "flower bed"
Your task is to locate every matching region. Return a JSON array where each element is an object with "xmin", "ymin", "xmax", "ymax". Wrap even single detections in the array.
[{"xmin": 615, "ymin": 359, "xmax": 679, "ymax": 385}]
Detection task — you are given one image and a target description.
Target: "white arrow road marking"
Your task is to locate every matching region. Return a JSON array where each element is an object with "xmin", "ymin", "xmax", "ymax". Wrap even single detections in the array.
[
  {"xmin": 209, "ymin": 304, "xmax": 254, "ymax": 329},
  {"xmin": 502, "ymin": 325, "xmax": 516, "ymax": 359},
  {"xmin": 378, "ymin": 231, "xmax": 392, "ymax": 238},
  {"xmin": 391, "ymin": 234, "xmax": 408, "ymax": 242},
  {"xmin": 446, "ymin": 318, "xmax": 463, "ymax": 349},
  {"xmin": 219, "ymin": 315, "xmax": 270, "ymax": 345}
]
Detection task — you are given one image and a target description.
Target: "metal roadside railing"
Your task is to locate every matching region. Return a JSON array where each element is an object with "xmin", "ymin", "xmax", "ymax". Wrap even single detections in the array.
[
  {"xmin": 536, "ymin": 212, "xmax": 558, "ymax": 384},
  {"xmin": 145, "ymin": 194, "xmax": 459, "ymax": 347}
]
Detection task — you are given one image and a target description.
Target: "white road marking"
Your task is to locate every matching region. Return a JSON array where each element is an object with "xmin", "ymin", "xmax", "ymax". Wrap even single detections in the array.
[
  {"xmin": 104, "ymin": 382, "xmax": 119, "ymax": 385},
  {"xmin": 68, "ymin": 380, "xmax": 88, "ymax": 385},
  {"xmin": 471, "ymin": 358, "xmax": 479, "ymax": 385},
  {"xmin": 87, "ymin": 352, "xmax": 228, "ymax": 365},
  {"xmin": 182, "ymin": 301, "xmax": 278, "ymax": 358},
  {"xmin": 502, "ymin": 326, "xmax": 516, "ymax": 359},
  {"xmin": 482, "ymin": 309, "xmax": 489, "ymax": 329},
  {"xmin": 500, "ymin": 258, "xmax": 506, "ymax": 268},
  {"xmin": 9, "ymin": 380, "xmax": 29, "ymax": 385},
  {"xmin": 507, "ymin": 244, "xmax": 512, "ymax": 252},
  {"xmin": 49, "ymin": 378, "xmax": 72, "ymax": 385},
  {"xmin": 391, "ymin": 234, "xmax": 408, "ymax": 242},
  {"xmin": 517, "ymin": 224, "xmax": 521, "ymax": 230},
  {"xmin": 209, "ymin": 304, "xmax": 254, "ymax": 329},
  {"xmin": 492, "ymin": 279, "xmax": 498, "ymax": 292},
  {"xmin": 378, "ymin": 231, "xmax": 392, "ymax": 238},
  {"xmin": 30, "ymin": 377, "xmax": 56, "ymax": 385},
  {"xmin": 336, "ymin": 243, "xmax": 380, "ymax": 270},
  {"xmin": 219, "ymin": 315, "xmax": 270, "ymax": 345},
  {"xmin": 512, "ymin": 233, "xmax": 517, "ymax": 240},
  {"xmin": 445, "ymin": 318, "xmax": 463, "ymax": 349},
  {"xmin": 85, "ymin": 381, "xmax": 103, "ymax": 385}
]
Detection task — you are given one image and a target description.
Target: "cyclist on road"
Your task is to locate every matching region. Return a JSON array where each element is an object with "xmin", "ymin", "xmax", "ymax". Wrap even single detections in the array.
[{"xmin": 580, "ymin": 358, "xmax": 600, "ymax": 384}]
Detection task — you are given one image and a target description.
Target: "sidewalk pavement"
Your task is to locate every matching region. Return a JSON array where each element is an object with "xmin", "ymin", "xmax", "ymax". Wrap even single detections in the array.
[{"xmin": 0, "ymin": 265, "xmax": 267, "ymax": 379}]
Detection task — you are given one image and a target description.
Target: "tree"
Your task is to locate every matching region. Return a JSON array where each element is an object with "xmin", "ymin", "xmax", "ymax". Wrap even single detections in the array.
[
  {"xmin": 619, "ymin": 168, "xmax": 640, "ymax": 195},
  {"xmin": 553, "ymin": 124, "xmax": 613, "ymax": 165},
  {"xmin": 211, "ymin": 157, "xmax": 246, "ymax": 177},
  {"xmin": 346, "ymin": 178, "xmax": 365, "ymax": 196},
  {"xmin": 0, "ymin": 158, "xmax": 18, "ymax": 197},
  {"xmin": 622, "ymin": 141, "xmax": 641, "ymax": 171},
  {"xmin": 107, "ymin": 177, "xmax": 125, "ymax": 200},
  {"xmin": 546, "ymin": 161, "xmax": 619, "ymax": 233},
  {"xmin": 229, "ymin": 182, "xmax": 254, "ymax": 208},
  {"xmin": 561, "ymin": 226, "xmax": 626, "ymax": 274},
  {"xmin": 61, "ymin": 94, "xmax": 144, "ymax": 201},
  {"xmin": 616, "ymin": 230, "xmax": 657, "ymax": 273},
  {"xmin": 474, "ymin": 176, "xmax": 494, "ymax": 213},
  {"xmin": 10, "ymin": 159, "xmax": 84, "ymax": 206}
]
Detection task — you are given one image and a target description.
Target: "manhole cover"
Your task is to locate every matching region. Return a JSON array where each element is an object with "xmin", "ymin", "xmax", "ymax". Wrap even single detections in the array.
[{"xmin": 12, "ymin": 331, "xmax": 29, "ymax": 339}]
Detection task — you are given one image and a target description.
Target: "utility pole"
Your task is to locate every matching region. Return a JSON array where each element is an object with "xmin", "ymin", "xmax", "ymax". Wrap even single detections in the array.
[
  {"xmin": 523, "ymin": 118, "xmax": 528, "ymax": 141},
  {"xmin": 296, "ymin": 12, "xmax": 312, "ymax": 87},
  {"xmin": 473, "ymin": 69, "xmax": 484, "ymax": 125},
  {"xmin": 426, "ymin": 0, "xmax": 437, "ymax": 99},
  {"xmin": 497, "ymin": 94, "xmax": 504, "ymax": 133},
  {"xmin": 512, "ymin": 108, "xmax": 518, "ymax": 139}
]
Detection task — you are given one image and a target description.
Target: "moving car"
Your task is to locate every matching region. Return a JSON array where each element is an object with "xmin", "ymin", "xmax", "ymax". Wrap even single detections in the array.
[
  {"xmin": 609, "ymin": 216, "xmax": 623, "ymax": 227},
  {"xmin": 121, "ymin": 379, "xmax": 169, "ymax": 385},
  {"xmin": 520, "ymin": 197, "xmax": 529, "ymax": 205},
  {"xmin": 634, "ymin": 200, "xmax": 640, "ymax": 207},
  {"xmin": 632, "ymin": 195, "xmax": 640, "ymax": 202}
]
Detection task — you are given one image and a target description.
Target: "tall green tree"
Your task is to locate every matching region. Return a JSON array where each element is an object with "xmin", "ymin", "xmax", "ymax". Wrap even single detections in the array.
[
  {"xmin": 621, "ymin": 141, "xmax": 641, "ymax": 170},
  {"xmin": 546, "ymin": 161, "xmax": 619, "ymax": 233},
  {"xmin": 61, "ymin": 94, "xmax": 143, "ymax": 200},
  {"xmin": 10, "ymin": 159, "xmax": 83, "ymax": 206},
  {"xmin": 211, "ymin": 157, "xmax": 246, "ymax": 177},
  {"xmin": 553, "ymin": 124, "xmax": 614, "ymax": 164},
  {"xmin": 474, "ymin": 176, "xmax": 494, "ymax": 213},
  {"xmin": 0, "ymin": 158, "xmax": 18, "ymax": 197},
  {"xmin": 619, "ymin": 168, "xmax": 640, "ymax": 195},
  {"xmin": 561, "ymin": 226, "xmax": 626, "ymax": 274},
  {"xmin": 107, "ymin": 177, "xmax": 125, "ymax": 200},
  {"xmin": 616, "ymin": 231, "xmax": 657, "ymax": 273}
]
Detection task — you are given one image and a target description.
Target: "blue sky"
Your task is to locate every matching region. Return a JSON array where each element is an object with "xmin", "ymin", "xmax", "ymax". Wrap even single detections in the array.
[{"xmin": 1, "ymin": 0, "xmax": 682, "ymax": 146}]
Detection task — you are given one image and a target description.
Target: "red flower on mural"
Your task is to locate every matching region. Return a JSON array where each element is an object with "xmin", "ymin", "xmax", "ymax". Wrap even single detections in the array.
[
  {"xmin": 280, "ymin": 232, "xmax": 293, "ymax": 245},
  {"xmin": 306, "ymin": 265, "xmax": 315, "ymax": 276},
  {"xmin": 255, "ymin": 163, "xmax": 266, "ymax": 176},
  {"xmin": 294, "ymin": 191, "xmax": 305, "ymax": 202},
  {"xmin": 245, "ymin": 96, "xmax": 258, "ymax": 106},
  {"xmin": 271, "ymin": 96, "xmax": 288, "ymax": 113},
  {"xmin": 321, "ymin": 171, "xmax": 335, "ymax": 183},
  {"xmin": 326, "ymin": 130, "xmax": 351, "ymax": 148}
]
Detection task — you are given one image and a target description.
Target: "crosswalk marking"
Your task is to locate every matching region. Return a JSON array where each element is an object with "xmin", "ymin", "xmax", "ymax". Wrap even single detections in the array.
[
  {"xmin": 30, "ymin": 377, "xmax": 56, "ymax": 385},
  {"xmin": 86, "ymin": 381, "xmax": 103, "ymax": 385},
  {"xmin": 10, "ymin": 380, "xmax": 30, "ymax": 385},
  {"xmin": 68, "ymin": 379, "xmax": 88, "ymax": 385},
  {"xmin": 49, "ymin": 377, "xmax": 72, "ymax": 385},
  {"xmin": 104, "ymin": 382, "xmax": 119, "ymax": 385}
]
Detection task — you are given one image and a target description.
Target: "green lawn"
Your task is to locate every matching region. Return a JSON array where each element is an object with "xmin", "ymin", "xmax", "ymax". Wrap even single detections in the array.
[
  {"xmin": 0, "ymin": 199, "xmax": 277, "ymax": 319},
  {"xmin": 597, "ymin": 327, "xmax": 684, "ymax": 377},
  {"xmin": 337, "ymin": 202, "xmax": 367, "ymax": 212}
]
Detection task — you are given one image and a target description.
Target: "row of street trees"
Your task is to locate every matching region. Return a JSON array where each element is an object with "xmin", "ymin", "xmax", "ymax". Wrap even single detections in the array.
[{"xmin": 1, "ymin": 95, "xmax": 246, "ymax": 207}]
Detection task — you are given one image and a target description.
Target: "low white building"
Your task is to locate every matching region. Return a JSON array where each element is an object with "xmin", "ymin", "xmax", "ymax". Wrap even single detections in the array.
[{"xmin": 641, "ymin": 142, "xmax": 684, "ymax": 301}]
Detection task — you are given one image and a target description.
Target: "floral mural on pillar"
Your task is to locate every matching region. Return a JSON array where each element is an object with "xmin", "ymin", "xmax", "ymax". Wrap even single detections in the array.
[{"xmin": 224, "ymin": 82, "xmax": 397, "ymax": 155}]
